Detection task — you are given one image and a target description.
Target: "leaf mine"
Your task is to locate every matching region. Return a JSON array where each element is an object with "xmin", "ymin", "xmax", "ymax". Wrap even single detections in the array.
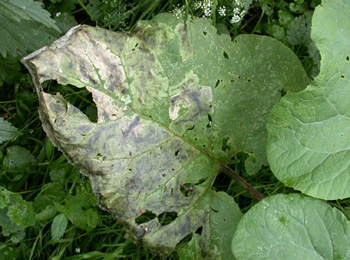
[{"xmin": 22, "ymin": 14, "xmax": 308, "ymax": 257}]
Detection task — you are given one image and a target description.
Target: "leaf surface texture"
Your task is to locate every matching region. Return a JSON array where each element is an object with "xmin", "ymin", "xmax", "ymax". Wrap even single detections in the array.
[
  {"xmin": 232, "ymin": 194, "xmax": 350, "ymax": 259},
  {"xmin": 267, "ymin": 0, "xmax": 350, "ymax": 200},
  {"xmin": 22, "ymin": 14, "xmax": 308, "ymax": 256}
]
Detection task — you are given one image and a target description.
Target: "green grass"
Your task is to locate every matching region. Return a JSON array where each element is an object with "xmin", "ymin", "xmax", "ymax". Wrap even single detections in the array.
[{"xmin": 1, "ymin": 0, "xmax": 348, "ymax": 259}]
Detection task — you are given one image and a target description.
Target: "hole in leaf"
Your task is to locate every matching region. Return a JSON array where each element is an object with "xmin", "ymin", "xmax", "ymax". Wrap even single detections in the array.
[
  {"xmin": 214, "ymin": 79, "xmax": 220, "ymax": 88},
  {"xmin": 187, "ymin": 125, "xmax": 195, "ymax": 131},
  {"xmin": 177, "ymin": 232, "xmax": 192, "ymax": 245},
  {"xmin": 180, "ymin": 178, "xmax": 206, "ymax": 197},
  {"xmin": 223, "ymin": 51, "xmax": 229, "ymax": 59},
  {"xmin": 175, "ymin": 150, "xmax": 180, "ymax": 156},
  {"xmin": 341, "ymin": 74, "xmax": 345, "ymax": 78},
  {"xmin": 279, "ymin": 89, "xmax": 287, "ymax": 97},
  {"xmin": 211, "ymin": 208, "xmax": 219, "ymax": 213},
  {"xmin": 45, "ymin": 80, "xmax": 98, "ymax": 122},
  {"xmin": 196, "ymin": 178, "xmax": 207, "ymax": 185},
  {"xmin": 132, "ymin": 43, "xmax": 139, "ymax": 51},
  {"xmin": 203, "ymin": 31, "xmax": 207, "ymax": 35},
  {"xmin": 180, "ymin": 183, "xmax": 195, "ymax": 197},
  {"xmin": 158, "ymin": 211, "xmax": 178, "ymax": 226},
  {"xmin": 207, "ymin": 113, "xmax": 212, "ymax": 128},
  {"xmin": 347, "ymin": 56, "xmax": 349, "ymax": 61},
  {"xmin": 221, "ymin": 137, "xmax": 230, "ymax": 152},
  {"xmin": 195, "ymin": 226, "xmax": 203, "ymax": 235},
  {"xmin": 135, "ymin": 210, "xmax": 157, "ymax": 225},
  {"xmin": 212, "ymin": 171, "xmax": 235, "ymax": 194}
]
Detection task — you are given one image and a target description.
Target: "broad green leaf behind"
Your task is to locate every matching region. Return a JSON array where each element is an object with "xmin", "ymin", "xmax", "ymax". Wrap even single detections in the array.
[
  {"xmin": 232, "ymin": 194, "xmax": 350, "ymax": 259},
  {"xmin": 267, "ymin": 0, "xmax": 350, "ymax": 200}
]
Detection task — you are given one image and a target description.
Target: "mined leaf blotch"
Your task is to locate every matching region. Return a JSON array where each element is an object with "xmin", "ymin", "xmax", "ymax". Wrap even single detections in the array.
[{"xmin": 22, "ymin": 14, "xmax": 308, "ymax": 257}]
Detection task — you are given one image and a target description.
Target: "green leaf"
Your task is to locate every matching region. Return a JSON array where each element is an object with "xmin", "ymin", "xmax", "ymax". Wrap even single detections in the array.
[
  {"xmin": 285, "ymin": 12, "xmax": 313, "ymax": 46},
  {"xmin": 7, "ymin": 199, "xmax": 36, "ymax": 227},
  {"xmin": 0, "ymin": 118, "xmax": 21, "ymax": 144},
  {"xmin": 49, "ymin": 167, "xmax": 67, "ymax": 182},
  {"xmin": 22, "ymin": 14, "xmax": 308, "ymax": 256},
  {"xmin": 0, "ymin": 195, "xmax": 26, "ymax": 237},
  {"xmin": 51, "ymin": 214, "xmax": 68, "ymax": 241},
  {"xmin": 35, "ymin": 205, "xmax": 58, "ymax": 221},
  {"xmin": 34, "ymin": 182, "xmax": 66, "ymax": 211},
  {"xmin": 3, "ymin": 146, "xmax": 36, "ymax": 172},
  {"xmin": 57, "ymin": 192, "xmax": 99, "ymax": 231},
  {"xmin": 0, "ymin": 244, "xmax": 20, "ymax": 260},
  {"xmin": 10, "ymin": 230, "xmax": 25, "ymax": 243},
  {"xmin": 267, "ymin": 0, "xmax": 350, "ymax": 200},
  {"xmin": 244, "ymin": 154, "xmax": 262, "ymax": 176},
  {"xmin": 0, "ymin": 19, "xmax": 59, "ymax": 58},
  {"xmin": 54, "ymin": 12, "xmax": 77, "ymax": 34},
  {"xmin": 0, "ymin": 55, "xmax": 22, "ymax": 86},
  {"xmin": 0, "ymin": 187, "xmax": 12, "ymax": 209},
  {"xmin": 232, "ymin": 194, "xmax": 350, "ymax": 259},
  {"xmin": 0, "ymin": 0, "xmax": 60, "ymax": 57},
  {"xmin": 0, "ymin": 0, "xmax": 59, "ymax": 30}
]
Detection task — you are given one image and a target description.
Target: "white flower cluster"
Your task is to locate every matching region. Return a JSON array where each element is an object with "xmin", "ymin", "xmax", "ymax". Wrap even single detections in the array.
[
  {"xmin": 172, "ymin": 4, "xmax": 185, "ymax": 19},
  {"xmin": 195, "ymin": 0, "xmax": 246, "ymax": 24},
  {"xmin": 218, "ymin": 6, "xmax": 227, "ymax": 17},
  {"xmin": 172, "ymin": 0, "xmax": 246, "ymax": 24},
  {"xmin": 196, "ymin": 0, "xmax": 213, "ymax": 17},
  {"xmin": 230, "ymin": 1, "xmax": 246, "ymax": 24}
]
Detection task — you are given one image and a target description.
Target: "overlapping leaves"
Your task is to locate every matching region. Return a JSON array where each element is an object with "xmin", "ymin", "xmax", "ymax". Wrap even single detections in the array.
[{"xmin": 22, "ymin": 14, "xmax": 308, "ymax": 256}]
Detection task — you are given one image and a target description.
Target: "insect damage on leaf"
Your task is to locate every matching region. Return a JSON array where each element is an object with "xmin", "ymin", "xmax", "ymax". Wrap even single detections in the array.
[{"xmin": 22, "ymin": 13, "xmax": 308, "ymax": 257}]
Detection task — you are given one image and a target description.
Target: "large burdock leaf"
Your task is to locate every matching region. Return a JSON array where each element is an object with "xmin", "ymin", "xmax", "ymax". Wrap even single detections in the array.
[
  {"xmin": 232, "ymin": 194, "xmax": 350, "ymax": 259},
  {"xmin": 22, "ymin": 14, "xmax": 308, "ymax": 256},
  {"xmin": 267, "ymin": 0, "xmax": 350, "ymax": 200}
]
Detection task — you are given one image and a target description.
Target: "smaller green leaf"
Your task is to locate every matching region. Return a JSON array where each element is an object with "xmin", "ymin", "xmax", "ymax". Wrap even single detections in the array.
[
  {"xmin": 3, "ymin": 146, "xmax": 36, "ymax": 172},
  {"xmin": 35, "ymin": 205, "xmax": 58, "ymax": 221},
  {"xmin": 0, "ymin": 55, "xmax": 22, "ymax": 86},
  {"xmin": 0, "ymin": 0, "xmax": 60, "ymax": 31},
  {"xmin": 51, "ymin": 214, "xmax": 68, "ymax": 241},
  {"xmin": 178, "ymin": 191, "xmax": 243, "ymax": 259},
  {"xmin": 10, "ymin": 230, "xmax": 25, "ymax": 243},
  {"xmin": 57, "ymin": 193, "xmax": 99, "ymax": 231},
  {"xmin": 177, "ymin": 234, "xmax": 203, "ymax": 259},
  {"xmin": 0, "ymin": 243, "xmax": 20, "ymax": 259},
  {"xmin": 0, "ymin": 187, "xmax": 12, "ymax": 209},
  {"xmin": 54, "ymin": 12, "xmax": 77, "ymax": 34},
  {"xmin": 49, "ymin": 167, "xmax": 67, "ymax": 182},
  {"xmin": 285, "ymin": 12, "xmax": 313, "ymax": 46},
  {"xmin": 0, "ymin": 195, "xmax": 26, "ymax": 236},
  {"xmin": 232, "ymin": 194, "xmax": 350, "ymax": 259},
  {"xmin": 244, "ymin": 154, "xmax": 262, "ymax": 176},
  {"xmin": 0, "ymin": 118, "xmax": 20, "ymax": 144},
  {"xmin": 34, "ymin": 182, "xmax": 66, "ymax": 211},
  {"xmin": 7, "ymin": 199, "xmax": 36, "ymax": 227}
]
